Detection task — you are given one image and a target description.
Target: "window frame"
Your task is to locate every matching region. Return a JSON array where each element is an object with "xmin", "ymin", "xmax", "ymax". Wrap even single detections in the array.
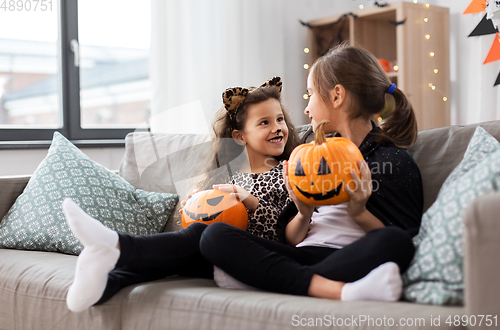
[{"xmin": 0, "ymin": 0, "xmax": 140, "ymax": 147}]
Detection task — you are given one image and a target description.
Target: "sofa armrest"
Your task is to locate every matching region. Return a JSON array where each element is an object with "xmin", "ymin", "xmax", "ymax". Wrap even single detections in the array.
[
  {"xmin": 0, "ymin": 176, "xmax": 30, "ymax": 220},
  {"xmin": 463, "ymin": 192, "xmax": 500, "ymax": 317}
]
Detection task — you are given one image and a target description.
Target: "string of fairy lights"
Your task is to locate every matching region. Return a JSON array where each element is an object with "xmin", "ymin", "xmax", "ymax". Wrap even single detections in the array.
[
  {"xmin": 419, "ymin": 1, "xmax": 449, "ymax": 103},
  {"xmin": 302, "ymin": 0, "xmax": 448, "ymax": 104}
]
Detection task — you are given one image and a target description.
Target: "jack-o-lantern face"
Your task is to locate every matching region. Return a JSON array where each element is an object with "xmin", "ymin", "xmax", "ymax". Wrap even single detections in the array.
[
  {"xmin": 181, "ymin": 189, "xmax": 248, "ymax": 230},
  {"xmin": 288, "ymin": 120, "xmax": 364, "ymax": 205}
]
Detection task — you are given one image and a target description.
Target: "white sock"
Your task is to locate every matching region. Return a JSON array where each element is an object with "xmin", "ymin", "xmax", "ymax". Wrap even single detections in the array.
[
  {"xmin": 341, "ymin": 262, "xmax": 402, "ymax": 302},
  {"xmin": 66, "ymin": 243, "xmax": 120, "ymax": 312},
  {"xmin": 63, "ymin": 198, "xmax": 118, "ymax": 248}
]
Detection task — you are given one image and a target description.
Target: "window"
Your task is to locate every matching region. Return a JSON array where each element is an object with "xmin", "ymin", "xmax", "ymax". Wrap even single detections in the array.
[{"xmin": 0, "ymin": 0, "xmax": 151, "ymax": 145}]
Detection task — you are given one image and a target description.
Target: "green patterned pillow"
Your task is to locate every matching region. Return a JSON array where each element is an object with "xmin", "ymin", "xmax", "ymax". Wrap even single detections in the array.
[
  {"xmin": 0, "ymin": 132, "xmax": 178, "ymax": 255},
  {"xmin": 441, "ymin": 126, "xmax": 500, "ymax": 190},
  {"xmin": 412, "ymin": 126, "xmax": 500, "ymax": 248},
  {"xmin": 403, "ymin": 126, "xmax": 500, "ymax": 305}
]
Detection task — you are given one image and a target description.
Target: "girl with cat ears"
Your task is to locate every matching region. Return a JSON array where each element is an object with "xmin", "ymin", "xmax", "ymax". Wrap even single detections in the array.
[
  {"xmin": 212, "ymin": 76, "xmax": 298, "ymax": 166},
  {"xmin": 62, "ymin": 77, "xmax": 299, "ymax": 312},
  {"xmin": 195, "ymin": 76, "xmax": 299, "ymax": 191}
]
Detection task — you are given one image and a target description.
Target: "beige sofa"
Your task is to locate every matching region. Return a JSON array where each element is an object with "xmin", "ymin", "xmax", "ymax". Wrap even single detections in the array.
[{"xmin": 1, "ymin": 121, "xmax": 500, "ymax": 330}]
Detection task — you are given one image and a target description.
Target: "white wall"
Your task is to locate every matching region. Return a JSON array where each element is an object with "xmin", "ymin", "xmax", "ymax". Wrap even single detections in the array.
[
  {"xmin": 281, "ymin": 0, "xmax": 341, "ymax": 126},
  {"xmin": 282, "ymin": 0, "xmax": 378, "ymax": 126},
  {"xmin": 282, "ymin": 0, "xmax": 500, "ymax": 127},
  {"xmin": 0, "ymin": 147, "xmax": 125, "ymax": 177}
]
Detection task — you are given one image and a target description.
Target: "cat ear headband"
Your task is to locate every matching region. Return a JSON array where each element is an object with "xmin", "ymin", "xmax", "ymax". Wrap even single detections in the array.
[{"xmin": 222, "ymin": 76, "xmax": 283, "ymax": 123}]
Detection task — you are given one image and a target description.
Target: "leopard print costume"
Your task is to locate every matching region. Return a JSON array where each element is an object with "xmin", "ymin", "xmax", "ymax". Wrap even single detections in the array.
[{"xmin": 230, "ymin": 161, "xmax": 290, "ymax": 242}]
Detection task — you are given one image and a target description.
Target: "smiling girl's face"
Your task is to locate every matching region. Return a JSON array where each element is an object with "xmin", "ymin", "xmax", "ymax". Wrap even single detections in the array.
[{"xmin": 238, "ymin": 98, "xmax": 288, "ymax": 163}]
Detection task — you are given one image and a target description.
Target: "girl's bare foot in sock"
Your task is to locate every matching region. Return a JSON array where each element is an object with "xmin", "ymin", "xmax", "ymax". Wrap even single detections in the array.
[
  {"xmin": 308, "ymin": 262, "xmax": 402, "ymax": 302},
  {"xmin": 63, "ymin": 198, "xmax": 121, "ymax": 312},
  {"xmin": 341, "ymin": 262, "xmax": 402, "ymax": 302},
  {"xmin": 66, "ymin": 243, "xmax": 120, "ymax": 312}
]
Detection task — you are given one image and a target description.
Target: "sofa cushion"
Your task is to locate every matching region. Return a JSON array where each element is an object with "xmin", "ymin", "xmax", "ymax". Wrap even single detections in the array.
[
  {"xmin": 0, "ymin": 132, "xmax": 178, "ymax": 255},
  {"xmin": 121, "ymin": 279, "xmax": 464, "ymax": 330},
  {"xmin": 119, "ymin": 132, "xmax": 216, "ymax": 231},
  {"xmin": 440, "ymin": 125, "xmax": 500, "ymax": 189},
  {"xmin": 0, "ymin": 249, "xmax": 122, "ymax": 330},
  {"xmin": 403, "ymin": 126, "xmax": 500, "ymax": 305},
  {"xmin": 409, "ymin": 120, "xmax": 500, "ymax": 212},
  {"xmin": 0, "ymin": 175, "xmax": 29, "ymax": 221}
]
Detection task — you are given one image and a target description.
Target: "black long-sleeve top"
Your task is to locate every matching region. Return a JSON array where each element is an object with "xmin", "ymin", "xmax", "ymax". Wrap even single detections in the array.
[{"xmin": 277, "ymin": 123, "xmax": 424, "ymax": 243}]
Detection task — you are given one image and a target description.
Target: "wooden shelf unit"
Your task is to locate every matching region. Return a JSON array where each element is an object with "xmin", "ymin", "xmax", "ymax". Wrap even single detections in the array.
[{"xmin": 307, "ymin": 1, "xmax": 450, "ymax": 130}]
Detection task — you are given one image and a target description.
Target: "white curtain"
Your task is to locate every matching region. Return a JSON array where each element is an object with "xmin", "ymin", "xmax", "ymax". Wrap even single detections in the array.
[{"xmin": 149, "ymin": 0, "xmax": 286, "ymax": 134}]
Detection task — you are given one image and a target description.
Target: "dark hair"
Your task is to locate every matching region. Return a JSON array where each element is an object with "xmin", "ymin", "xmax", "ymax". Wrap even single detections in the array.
[
  {"xmin": 193, "ymin": 85, "xmax": 299, "ymax": 190},
  {"xmin": 310, "ymin": 43, "xmax": 418, "ymax": 148}
]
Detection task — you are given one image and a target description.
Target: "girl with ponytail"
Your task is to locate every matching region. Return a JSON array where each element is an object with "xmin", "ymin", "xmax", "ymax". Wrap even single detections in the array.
[
  {"xmin": 308, "ymin": 43, "xmax": 417, "ymax": 148},
  {"xmin": 200, "ymin": 44, "xmax": 423, "ymax": 302}
]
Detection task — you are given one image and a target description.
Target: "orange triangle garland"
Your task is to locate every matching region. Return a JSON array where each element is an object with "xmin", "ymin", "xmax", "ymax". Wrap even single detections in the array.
[
  {"xmin": 463, "ymin": 0, "xmax": 487, "ymax": 14},
  {"xmin": 484, "ymin": 33, "xmax": 500, "ymax": 64}
]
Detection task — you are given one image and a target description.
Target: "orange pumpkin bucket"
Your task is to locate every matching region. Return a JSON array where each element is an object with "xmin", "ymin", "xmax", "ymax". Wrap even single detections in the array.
[
  {"xmin": 181, "ymin": 189, "xmax": 248, "ymax": 230},
  {"xmin": 288, "ymin": 120, "xmax": 364, "ymax": 205}
]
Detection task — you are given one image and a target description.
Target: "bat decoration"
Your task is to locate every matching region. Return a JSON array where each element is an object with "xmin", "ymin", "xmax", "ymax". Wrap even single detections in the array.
[
  {"xmin": 469, "ymin": 14, "xmax": 498, "ymax": 37},
  {"xmin": 299, "ymin": 20, "xmax": 313, "ymax": 28},
  {"xmin": 374, "ymin": 1, "xmax": 389, "ymax": 7},
  {"xmin": 300, "ymin": 13, "xmax": 357, "ymax": 28},
  {"xmin": 389, "ymin": 18, "xmax": 407, "ymax": 26}
]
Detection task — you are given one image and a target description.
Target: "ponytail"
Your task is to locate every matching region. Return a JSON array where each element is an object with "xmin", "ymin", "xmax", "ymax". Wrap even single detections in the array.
[
  {"xmin": 311, "ymin": 44, "xmax": 418, "ymax": 149},
  {"xmin": 376, "ymin": 87, "xmax": 418, "ymax": 149}
]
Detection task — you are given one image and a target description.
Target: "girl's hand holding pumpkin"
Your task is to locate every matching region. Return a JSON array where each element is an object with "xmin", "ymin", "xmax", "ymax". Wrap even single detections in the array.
[
  {"xmin": 283, "ymin": 161, "xmax": 315, "ymax": 218},
  {"xmin": 213, "ymin": 184, "xmax": 259, "ymax": 212},
  {"xmin": 345, "ymin": 160, "xmax": 372, "ymax": 222},
  {"xmin": 283, "ymin": 161, "xmax": 315, "ymax": 245},
  {"xmin": 179, "ymin": 189, "xmax": 200, "ymax": 213}
]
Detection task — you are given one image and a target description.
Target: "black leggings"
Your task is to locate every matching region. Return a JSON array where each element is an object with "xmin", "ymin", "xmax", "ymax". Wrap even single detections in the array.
[
  {"xmin": 97, "ymin": 222, "xmax": 212, "ymax": 305},
  {"xmin": 199, "ymin": 222, "xmax": 415, "ymax": 296},
  {"xmin": 97, "ymin": 222, "xmax": 414, "ymax": 304}
]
